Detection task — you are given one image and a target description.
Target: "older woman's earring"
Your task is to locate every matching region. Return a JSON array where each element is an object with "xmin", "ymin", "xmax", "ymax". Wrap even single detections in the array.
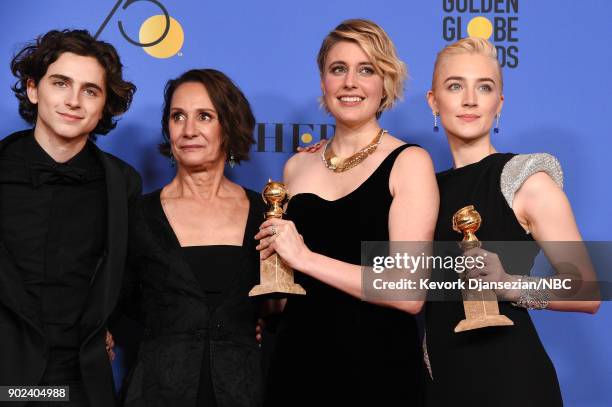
[
  {"xmin": 169, "ymin": 153, "xmax": 176, "ymax": 167},
  {"xmin": 433, "ymin": 112, "xmax": 439, "ymax": 133},
  {"xmin": 494, "ymin": 113, "xmax": 501, "ymax": 134},
  {"xmin": 229, "ymin": 151, "xmax": 236, "ymax": 168}
]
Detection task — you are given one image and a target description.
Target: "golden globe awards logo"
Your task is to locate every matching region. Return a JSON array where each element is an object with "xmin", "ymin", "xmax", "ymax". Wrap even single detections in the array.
[
  {"xmin": 442, "ymin": 0, "xmax": 519, "ymax": 68},
  {"xmin": 95, "ymin": 0, "xmax": 184, "ymax": 59}
]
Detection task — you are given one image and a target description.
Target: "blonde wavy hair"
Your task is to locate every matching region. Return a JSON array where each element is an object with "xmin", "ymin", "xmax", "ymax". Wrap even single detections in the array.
[{"xmin": 317, "ymin": 19, "xmax": 408, "ymax": 116}]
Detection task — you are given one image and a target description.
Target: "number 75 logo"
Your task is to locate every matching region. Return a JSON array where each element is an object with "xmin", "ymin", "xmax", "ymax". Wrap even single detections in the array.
[{"xmin": 95, "ymin": 0, "xmax": 184, "ymax": 58}]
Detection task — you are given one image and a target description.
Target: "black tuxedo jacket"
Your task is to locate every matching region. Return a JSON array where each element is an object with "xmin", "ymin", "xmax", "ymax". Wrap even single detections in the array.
[{"xmin": 0, "ymin": 130, "xmax": 142, "ymax": 407}]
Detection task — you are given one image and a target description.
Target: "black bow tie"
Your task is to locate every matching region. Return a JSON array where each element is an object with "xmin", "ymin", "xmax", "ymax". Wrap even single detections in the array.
[{"xmin": 30, "ymin": 161, "xmax": 90, "ymax": 187}]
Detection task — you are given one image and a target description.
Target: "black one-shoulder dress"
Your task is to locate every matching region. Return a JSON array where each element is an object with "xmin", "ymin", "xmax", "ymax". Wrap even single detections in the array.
[{"xmin": 266, "ymin": 145, "xmax": 426, "ymax": 406}]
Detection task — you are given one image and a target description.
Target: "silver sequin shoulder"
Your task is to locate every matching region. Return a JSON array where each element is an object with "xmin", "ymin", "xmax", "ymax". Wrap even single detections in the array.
[{"xmin": 500, "ymin": 153, "xmax": 564, "ymax": 208}]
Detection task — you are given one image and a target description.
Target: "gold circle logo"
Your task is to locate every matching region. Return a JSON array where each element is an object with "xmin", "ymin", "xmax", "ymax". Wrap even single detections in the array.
[
  {"xmin": 139, "ymin": 15, "xmax": 184, "ymax": 58},
  {"xmin": 467, "ymin": 16, "xmax": 493, "ymax": 40},
  {"xmin": 301, "ymin": 133, "xmax": 313, "ymax": 144}
]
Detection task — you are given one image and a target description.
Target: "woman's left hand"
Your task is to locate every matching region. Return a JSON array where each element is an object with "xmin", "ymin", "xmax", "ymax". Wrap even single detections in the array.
[{"xmin": 255, "ymin": 218, "xmax": 312, "ymax": 271}]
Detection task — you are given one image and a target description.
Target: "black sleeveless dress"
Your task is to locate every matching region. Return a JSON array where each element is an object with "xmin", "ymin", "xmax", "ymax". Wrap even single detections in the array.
[
  {"xmin": 265, "ymin": 144, "xmax": 426, "ymax": 406},
  {"xmin": 425, "ymin": 153, "xmax": 562, "ymax": 406}
]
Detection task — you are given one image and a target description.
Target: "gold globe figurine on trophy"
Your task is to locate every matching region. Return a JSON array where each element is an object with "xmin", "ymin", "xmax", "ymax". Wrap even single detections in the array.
[
  {"xmin": 249, "ymin": 180, "xmax": 306, "ymax": 297},
  {"xmin": 452, "ymin": 205, "xmax": 514, "ymax": 332}
]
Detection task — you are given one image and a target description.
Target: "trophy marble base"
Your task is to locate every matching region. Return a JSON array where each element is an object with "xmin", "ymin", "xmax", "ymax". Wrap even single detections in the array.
[
  {"xmin": 454, "ymin": 289, "xmax": 514, "ymax": 333},
  {"xmin": 454, "ymin": 312, "xmax": 514, "ymax": 332},
  {"xmin": 249, "ymin": 282, "xmax": 306, "ymax": 296},
  {"xmin": 249, "ymin": 253, "xmax": 306, "ymax": 297}
]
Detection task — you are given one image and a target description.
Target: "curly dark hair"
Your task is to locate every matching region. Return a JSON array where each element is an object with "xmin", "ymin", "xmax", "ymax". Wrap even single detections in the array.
[
  {"xmin": 10, "ymin": 29, "xmax": 136, "ymax": 136},
  {"xmin": 159, "ymin": 69, "xmax": 255, "ymax": 165}
]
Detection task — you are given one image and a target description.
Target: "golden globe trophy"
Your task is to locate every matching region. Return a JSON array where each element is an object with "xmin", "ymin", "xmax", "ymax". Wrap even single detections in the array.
[
  {"xmin": 249, "ymin": 180, "xmax": 306, "ymax": 297},
  {"xmin": 452, "ymin": 205, "xmax": 513, "ymax": 332}
]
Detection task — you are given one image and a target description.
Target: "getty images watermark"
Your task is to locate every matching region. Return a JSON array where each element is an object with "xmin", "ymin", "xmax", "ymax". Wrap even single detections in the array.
[
  {"xmin": 361, "ymin": 241, "xmax": 609, "ymax": 302},
  {"xmin": 371, "ymin": 252, "xmax": 571, "ymax": 292}
]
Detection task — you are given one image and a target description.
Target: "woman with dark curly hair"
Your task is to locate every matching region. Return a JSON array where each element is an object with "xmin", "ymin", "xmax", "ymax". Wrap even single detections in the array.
[
  {"xmin": 116, "ymin": 69, "xmax": 266, "ymax": 407},
  {"xmin": 0, "ymin": 29, "xmax": 140, "ymax": 407}
]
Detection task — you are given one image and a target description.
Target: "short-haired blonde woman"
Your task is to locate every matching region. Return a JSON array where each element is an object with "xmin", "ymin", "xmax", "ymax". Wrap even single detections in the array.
[
  {"xmin": 256, "ymin": 19, "xmax": 438, "ymax": 406},
  {"xmin": 424, "ymin": 37, "xmax": 599, "ymax": 406}
]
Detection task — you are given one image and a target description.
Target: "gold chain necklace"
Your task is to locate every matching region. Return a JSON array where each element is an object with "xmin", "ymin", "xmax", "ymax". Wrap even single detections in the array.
[{"xmin": 321, "ymin": 129, "xmax": 387, "ymax": 172}]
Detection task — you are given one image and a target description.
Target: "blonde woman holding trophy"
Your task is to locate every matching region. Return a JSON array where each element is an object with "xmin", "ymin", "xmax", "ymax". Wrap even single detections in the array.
[
  {"xmin": 424, "ymin": 37, "xmax": 600, "ymax": 406},
  {"xmin": 255, "ymin": 19, "xmax": 438, "ymax": 406}
]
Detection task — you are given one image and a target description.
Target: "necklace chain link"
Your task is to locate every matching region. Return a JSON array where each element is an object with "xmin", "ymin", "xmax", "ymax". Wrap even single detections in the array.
[{"xmin": 321, "ymin": 129, "xmax": 387, "ymax": 172}]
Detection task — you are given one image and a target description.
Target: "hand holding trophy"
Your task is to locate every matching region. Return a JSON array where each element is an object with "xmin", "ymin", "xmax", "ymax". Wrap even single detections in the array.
[
  {"xmin": 452, "ymin": 205, "xmax": 513, "ymax": 332},
  {"xmin": 249, "ymin": 180, "xmax": 306, "ymax": 297}
]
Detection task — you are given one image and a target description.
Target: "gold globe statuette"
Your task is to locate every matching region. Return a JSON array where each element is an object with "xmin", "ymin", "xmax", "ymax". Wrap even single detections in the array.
[
  {"xmin": 248, "ymin": 180, "xmax": 306, "ymax": 297},
  {"xmin": 452, "ymin": 205, "xmax": 514, "ymax": 332}
]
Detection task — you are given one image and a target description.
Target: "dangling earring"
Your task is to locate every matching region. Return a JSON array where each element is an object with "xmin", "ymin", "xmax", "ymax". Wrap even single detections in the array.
[
  {"xmin": 229, "ymin": 151, "xmax": 236, "ymax": 168},
  {"xmin": 169, "ymin": 153, "xmax": 176, "ymax": 167},
  {"xmin": 494, "ymin": 113, "xmax": 501, "ymax": 134},
  {"xmin": 433, "ymin": 112, "xmax": 439, "ymax": 133}
]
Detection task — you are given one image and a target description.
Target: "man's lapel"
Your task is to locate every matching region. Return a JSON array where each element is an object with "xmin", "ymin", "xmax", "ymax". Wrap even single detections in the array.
[
  {"xmin": 0, "ymin": 130, "xmax": 44, "ymax": 334},
  {"xmin": 80, "ymin": 145, "xmax": 128, "ymax": 341}
]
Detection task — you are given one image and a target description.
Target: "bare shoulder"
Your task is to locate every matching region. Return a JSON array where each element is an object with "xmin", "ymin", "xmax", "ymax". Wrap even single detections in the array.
[
  {"xmin": 390, "ymin": 146, "xmax": 435, "ymax": 198},
  {"xmin": 393, "ymin": 143, "xmax": 434, "ymax": 174},
  {"xmin": 225, "ymin": 179, "xmax": 250, "ymax": 200},
  {"xmin": 515, "ymin": 171, "xmax": 564, "ymax": 210},
  {"xmin": 520, "ymin": 171, "xmax": 560, "ymax": 192},
  {"xmin": 159, "ymin": 182, "xmax": 178, "ymax": 200},
  {"xmin": 381, "ymin": 134, "xmax": 431, "ymax": 162},
  {"xmin": 284, "ymin": 150, "xmax": 321, "ymax": 183}
]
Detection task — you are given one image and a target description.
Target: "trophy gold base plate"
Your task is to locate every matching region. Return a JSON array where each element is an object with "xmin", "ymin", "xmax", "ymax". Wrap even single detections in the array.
[
  {"xmin": 249, "ymin": 282, "xmax": 306, "ymax": 297},
  {"xmin": 454, "ymin": 314, "xmax": 514, "ymax": 333}
]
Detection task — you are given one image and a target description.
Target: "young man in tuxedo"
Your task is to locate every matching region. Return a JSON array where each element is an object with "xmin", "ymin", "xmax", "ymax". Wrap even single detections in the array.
[{"xmin": 0, "ymin": 29, "xmax": 141, "ymax": 407}]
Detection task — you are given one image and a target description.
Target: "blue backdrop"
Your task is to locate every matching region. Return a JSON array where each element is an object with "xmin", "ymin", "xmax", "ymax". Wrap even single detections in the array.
[{"xmin": 1, "ymin": 1, "xmax": 610, "ymax": 405}]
